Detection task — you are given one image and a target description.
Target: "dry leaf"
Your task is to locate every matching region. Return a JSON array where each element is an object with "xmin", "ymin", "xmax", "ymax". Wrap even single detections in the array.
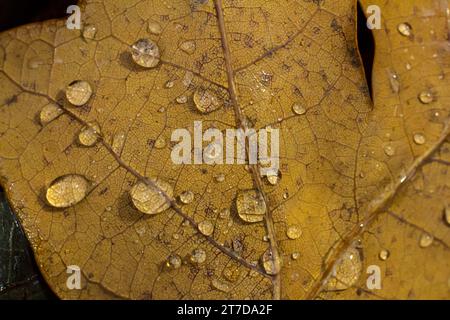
[{"xmin": 0, "ymin": 0, "xmax": 449, "ymax": 299}]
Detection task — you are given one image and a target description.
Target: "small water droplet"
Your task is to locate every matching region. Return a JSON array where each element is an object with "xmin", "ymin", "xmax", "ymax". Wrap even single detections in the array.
[
  {"xmin": 266, "ymin": 173, "xmax": 279, "ymax": 185},
  {"xmin": 397, "ymin": 23, "xmax": 412, "ymax": 37},
  {"xmin": 40, "ymin": 103, "xmax": 63, "ymax": 125},
  {"xmin": 236, "ymin": 190, "xmax": 266, "ymax": 223},
  {"xmin": 165, "ymin": 80, "xmax": 174, "ymax": 88},
  {"xmin": 406, "ymin": 63, "xmax": 412, "ymax": 70},
  {"xmin": 261, "ymin": 249, "xmax": 281, "ymax": 275},
  {"xmin": 286, "ymin": 225, "xmax": 302, "ymax": 240},
  {"xmin": 292, "ymin": 103, "xmax": 306, "ymax": 115},
  {"xmin": 198, "ymin": 220, "xmax": 214, "ymax": 236},
  {"xmin": 66, "ymin": 80, "xmax": 93, "ymax": 106},
  {"xmin": 131, "ymin": 39, "xmax": 160, "ymax": 68},
  {"xmin": 214, "ymin": 173, "xmax": 225, "ymax": 183},
  {"xmin": 148, "ymin": 21, "xmax": 162, "ymax": 35},
  {"xmin": 291, "ymin": 252, "xmax": 300, "ymax": 260},
  {"xmin": 78, "ymin": 123, "xmax": 100, "ymax": 147},
  {"xmin": 384, "ymin": 144, "xmax": 395, "ymax": 157},
  {"xmin": 388, "ymin": 71, "xmax": 400, "ymax": 93},
  {"xmin": 379, "ymin": 249, "xmax": 390, "ymax": 261},
  {"xmin": 154, "ymin": 136, "xmax": 166, "ymax": 149},
  {"xmin": 166, "ymin": 254, "xmax": 182, "ymax": 269},
  {"xmin": 112, "ymin": 131, "xmax": 126, "ymax": 154},
  {"xmin": 418, "ymin": 90, "xmax": 434, "ymax": 104},
  {"xmin": 413, "ymin": 133, "xmax": 426, "ymax": 145},
  {"xmin": 193, "ymin": 88, "xmax": 221, "ymax": 113},
  {"xmin": 219, "ymin": 208, "xmax": 230, "ymax": 219},
  {"xmin": 179, "ymin": 190, "xmax": 194, "ymax": 204},
  {"xmin": 130, "ymin": 179, "xmax": 173, "ymax": 215},
  {"xmin": 179, "ymin": 40, "xmax": 196, "ymax": 54},
  {"xmin": 176, "ymin": 95, "xmax": 188, "ymax": 104},
  {"xmin": 211, "ymin": 278, "xmax": 230, "ymax": 292},
  {"xmin": 419, "ymin": 233, "xmax": 433, "ymax": 248},
  {"xmin": 325, "ymin": 246, "xmax": 362, "ymax": 291},
  {"xmin": 190, "ymin": 248, "xmax": 206, "ymax": 264},
  {"xmin": 46, "ymin": 174, "xmax": 90, "ymax": 208},
  {"xmin": 83, "ymin": 25, "xmax": 97, "ymax": 40}
]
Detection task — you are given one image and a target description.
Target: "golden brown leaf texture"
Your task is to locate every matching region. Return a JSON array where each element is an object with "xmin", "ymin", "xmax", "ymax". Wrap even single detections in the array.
[{"xmin": 0, "ymin": 0, "xmax": 448, "ymax": 300}]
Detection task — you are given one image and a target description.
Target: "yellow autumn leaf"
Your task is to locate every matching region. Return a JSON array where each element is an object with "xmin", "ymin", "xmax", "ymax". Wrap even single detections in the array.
[{"xmin": 0, "ymin": 0, "xmax": 448, "ymax": 300}]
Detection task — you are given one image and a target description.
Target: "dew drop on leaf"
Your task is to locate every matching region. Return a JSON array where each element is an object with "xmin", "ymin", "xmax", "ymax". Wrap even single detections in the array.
[
  {"xmin": 384, "ymin": 144, "xmax": 396, "ymax": 157},
  {"xmin": 419, "ymin": 233, "xmax": 433, "ymax": 248},
  {"xmin": 413, "ymin": 133, "xmax": 426, "ymax": 145},
  {"xmin": 291, "ymin": 252, "xmax": 300, "ymax": 260},
  {"xmin": 379, "ymin": 249, "xmax": 390, "ymax": 261},
  {"xmin": 148, "ymin": 21, "xmax": 162, "ymax": 35},
  {"xmin": 193, "ymin": 88, "xmax": 221, "ymax": 113},
  {"xmin": 219, "ymin": 208, "xmax": 230, "ymax": 219},
  {"xmin": 418, "ymin": 90, "xmax": 434, "ymax": 104},
  {"xmin": 214, "ymin": 173, "xmax": 225, "ymax": 183},
  {"xmin": 286, "ymin": 225, "xmax": 302, "ymax": 240},
  {"xmin": 236, "ymin": 190, "xmax": 266, "ymax": 223},
  {"xmin": 179, "ymin": 190, "xmax": 194, "ymax": 204},
  {"xmin": 166, "ymin": 254, "xmax": 182, "ymax": 269},
  {"xmin": 397, "ymin": 23, "xmax": 413, "ymax": 37},
  {"xmin": 130, "ymin": 179, "xmax": 173, "ymax": 215},
  {"xmin": 27, "ymin": 57, "xmax": 44, "ymax": 69},
  {"xmin": 198, "ymin": 220, "xmax": 214, "ymax": 236},
  {"xmin": 179, "ymin": 40, "xmax": 196, "ymax": 54},
  {"xmin": 261, "ymin": 249, "xmax": 281, "ymax": 275},
  {"xmin": 165, "ymin": 80, "xmax": 174, "ymax": 88},
  {"xmin": 131, "ymin": 38, "xmax": 160, "ymax": 68},
  {"xmin": 211, "ymin": 278, "xmax": 230, "ymax": 293},
  {"xmin": 112, "ymin": 131, "xmax": 126, "ymax": 154},
  {"xmin": 66, "ymin": 80, "xmax": 93, "ymax": 106},
  {"xmin": 325, "ymin": 247, "xmax": 362, "ymax": 291},
  {"xmin": 292, "ymin": 103, "xmax": 306, "ymax": 115},
  {"xmin": 78, "ymin": 123, "xmax": 101, "ymax": 147},
  {"xmin": 46, "ymin": 174, "xmax": 90, "ymax": 208},
  {"xmin": 40, "ymin": 103, "xmax": 63, "ymax": 125},
  {"xmin": 154, "ymin": 136, "xmax": 166, "ymax": 149},
  {"xmin": 82, "ymin": 25, "xmax": 97, "ymax": 40},
  {"xmin": 176, "ymin": 95, "xmax": 188, "ymax": 104},
  {"xmin": 190, "ymin": 248, "xmax": 206, "ymax": 264},
  {"xmin": 266, "ymin": 174, "xmax": 279, "ymax": 185}
]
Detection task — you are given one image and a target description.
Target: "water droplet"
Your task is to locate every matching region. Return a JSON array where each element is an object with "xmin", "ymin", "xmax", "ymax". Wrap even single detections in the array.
[
  {"xmin": 292, "ymin": 103, "xmax": 306, "ymax": 115},
  {"xmin": 148, "ymin": 21, "xmax": 162, "ymax": 35},
  {"xmin": 176, "ymin": 95, "xmax": 188, "ymax": 104},
  {"xmin": 131, "ymin": 38, "xmax": 160, "ymax": 68},
  {"xmin": 179, "ymin": 40, "xmax": 196, "ymax": 54},
  {"xmin": 388, "ymin": 71, "xmax": 400, "ymax": 93},
  {"xmin": 418, "ymin": 90, "xmax": 433, "ymax": 104},
  {"xmin": 286, "ymin": 225, "xmax": 302, "ymax": 240},
  {"xmin": 266, "ymin": 174, "xmax": 279, "ymax": 185},
  {"xmin": 109, "ymin": 132, "xmax": 126, "ymax": 153},
  {"xmin": 211, "ymin": 278, "xmax": 230, "ymax": 292},
  {"xmin": 78, "ymin": 123, "xmax": 100, "ymax": 147},
  {"xmin": 379, "ymin": 249, "xmax": 390, "ymax": 261},
  {"xmin": 83, "ymin": 25, "xmax": 97, "ymax": 40},
  {"xmin": 130, "ymin": 179, "xmax": 173, "ymax": 215},
  {"xmin": 165, "ymin": 80, "xmax": 174, "ymax": 88},
  {"xmin": 27, "ymin": 57, "xmax": 44, "ymax": 69},
  {"xmin": 154, "ymin": 136, "xmax": 166, "ymax": 149},
  {"xmin": 46, "ymin": 174, "xmax": 90, "ymax": 208},
  {"xmin": 261, "ymin": 249, "xmax": 281, "ymax": 275},
  {"xmin": 325, "ymin": 247, "xmax": 362, "ymax": 291},
  {"xmin": 236, "ymin": 190, "xmax": 266, "ymax": 223},
  {"xmin": 179, "ymin": 190, "xmax": 194, "ymax": 204},
  {"xmin": 291, "ymin": 252, "xmax": 300, "ymax": 260},
  {"xmin": 193, "ymin": 88, "xmax": 221, "ymax": 113},
  {"xmin": 419, "ymin": 233, "xmax": 433, "ymax": 248},
  {"xmin": 397, "ymin": 23, "xmax": 412, "ymax": 37},
  {"xmin": 219, "ymin": 208, "xmax": 230, "ymax": 219},
  {"xmin": 214, "ymin": 173, "xmax": 225, "ymax": 183},
  {"xmin": 406, "ymin": 63, "xmax": 412, "ymax": 70},
  {"xmin": 198, "ymin": 220, "xmax": 214, "ymax": 236},
  {"xmin": 40, "ymin": 103, "xmax": 63, "ymax": 125},
  {"xmin": 66, "ymin": 80, "xmax": 93, "ymax": 106},
  {"xmin": 166, "ymin": 254, "xmax": 182, "ymax": 269},
  {"xmin": 413, "ymin": 133, "xmax": 426, "ymax": 145},
  {"xmin": 444, "ymin": 205, "xmax": 450, "ymax": 226},
  {"xmin": 384, "ymin": 144, "xmax": 395, "ymax": 157},
  {"xmin": 190, "ymin": 248, "xmax": 206, "ymax": 264}
]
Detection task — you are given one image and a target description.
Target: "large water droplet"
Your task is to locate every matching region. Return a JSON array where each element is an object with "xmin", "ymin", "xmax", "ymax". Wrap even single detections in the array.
[
  {"xmin": 286, "ymin": 225, "xmax": 302, "ymax": 240},
  {"xmin": 40, "ymin": 103, "xmax": 63, "ymax": 125},
  {"xmin": 419, "ymin": 233, "xmax": 433, "ymax": 248},
  {"xmin": 397, "ymin": 23, "xmax": 412, "ymax": 37},
  {"xmin": 179, "ymin": 190, "xmax": 194, "ymax": 204},
  {"xmin": 193, "ymin": 88, "xmax": 221, "ymax": 113},
  {"xmin": 66, "ymin": 80, "xmax": 93, "ymax": 106},
  {"xmin": 46, "ymin": 174, "xmax": 90, "ymax": 208},
  {"xmin": 261, "ymin": 249, "xmax": 281, "ymax": 275},
  {"xmin": 78, "ymin": 123, "xmax": 100, "ymax": 147},
  {"xmin": 198, "ymin": 220, "xmax": 214, "ymax": 236},
  {"xmin": 131, "ymin": 39, "xmax": 160, "ymax": 68},
  {"xmin": 190, "ymin": 248, "xmax": 206, "ymax": 264},
  {"xmin": 325, "ymin": 247, "xmax": 362, "ymax": 291},
  {"xmin": 180, "ymin": 40, "xmax": 196, "ymax": 54},
  {"xmin": 130, "ymin": 179, "xmax": 173, "ymax": 215},
  {"xmin": 236, "ymin": 190, "xmax": 266, "ymax": 223}
]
